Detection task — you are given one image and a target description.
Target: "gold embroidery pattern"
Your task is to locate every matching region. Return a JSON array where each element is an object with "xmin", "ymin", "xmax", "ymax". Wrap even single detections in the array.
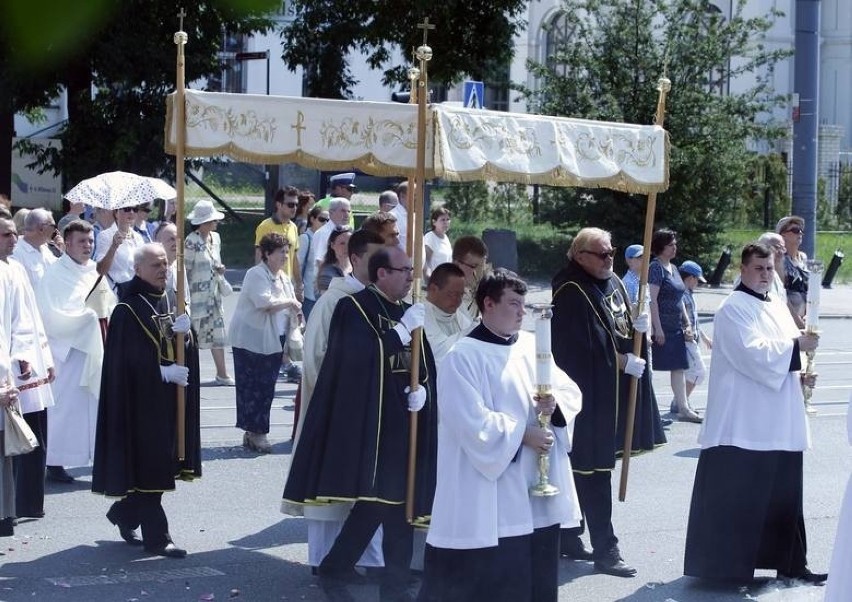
[
  {"xmin": 445, "ymin": 113, "xmax": 541, "ymax": 157},
  {"xmin": 319, "ymin": 117, "xmax": 417, "ymax": 150},
  {"xmin": 572, "ymin": 131, "xmax": 657, "ymax": 168},
  {"xmin": 186, "ymin": 99, "xmax": 277, "ymax": 143}
]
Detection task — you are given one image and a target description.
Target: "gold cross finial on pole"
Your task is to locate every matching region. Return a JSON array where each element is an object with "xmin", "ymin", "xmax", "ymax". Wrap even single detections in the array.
[{"xmin": 417, "ymin": 18, "xmax": 435, "ymax": 46}]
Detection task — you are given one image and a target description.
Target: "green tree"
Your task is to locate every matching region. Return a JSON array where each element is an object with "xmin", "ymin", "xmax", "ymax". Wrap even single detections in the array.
[
  {"xmin": 518, "ymin": 0, "xmax": 791, "ymax": 264},
  {"xmin": 281, "ymin": 0, "xmax": 528, "ymax": 98},
  {"xmin": 2, "ymin": 0, "xmax": 274, "ymax": 191}
]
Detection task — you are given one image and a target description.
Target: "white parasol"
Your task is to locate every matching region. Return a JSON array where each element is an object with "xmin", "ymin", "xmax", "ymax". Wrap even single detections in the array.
[{"xmin": 65, "ymin": 171, "xmax": 176, "ymax": 210}]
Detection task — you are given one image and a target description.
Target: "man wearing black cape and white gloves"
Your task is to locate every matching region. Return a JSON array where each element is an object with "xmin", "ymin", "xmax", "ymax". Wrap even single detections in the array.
[
  {"xmin": 550, "ymin": 227, "xmax": 665, "ymax": 577},
  {"xmin": 92, "ymin": 243, "xmax": 202, "ymax": 558},
  {"xmin": 419, "ymin": 269, "xmax": 582, "ymax": 602},
  {"xmin": 684, "ymin": 242, "xmax": 826, "ymax": 584},
  {"xmin": 283, "ymin": 245, "xmax": 437, "ymax": 600}
]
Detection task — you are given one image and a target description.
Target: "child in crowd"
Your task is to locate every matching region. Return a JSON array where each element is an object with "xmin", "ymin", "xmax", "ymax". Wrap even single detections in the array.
[{"xmin": 675, "ymin": 260, "xmax": 713, "ymax": 412}]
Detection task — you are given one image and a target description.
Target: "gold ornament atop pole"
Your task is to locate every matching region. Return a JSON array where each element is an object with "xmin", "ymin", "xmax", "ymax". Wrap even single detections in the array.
[
  {"xmin": 530, "ymin": 303, "xmax": 559, "ymax": 497},
  {"xmin": 173, "ymin": 9, "xmax": 188, "ymax": 461},
  {"xmin": 618, "ymin": 75, "xmax": 671, "ymax": 502},
  {"xmin": 802, "ymin": 259, "xmax": 823, "ymax": 414},
  {"xmin": 405, "ymin": 17, "xmax": 434, "ymax": 525}
]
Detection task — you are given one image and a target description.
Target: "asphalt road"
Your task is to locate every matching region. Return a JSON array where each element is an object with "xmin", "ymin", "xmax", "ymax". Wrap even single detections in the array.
[{"xmin": 0, "ymin": 296, "xmax": 849, "ymax": 602}]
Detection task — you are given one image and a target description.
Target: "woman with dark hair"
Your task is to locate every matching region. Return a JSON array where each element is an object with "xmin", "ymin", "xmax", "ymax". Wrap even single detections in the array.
[
  {"xmin": 315, "ymin": 226, "xmax": 352, "ymax": 296},
  {"xmin": 297, "ymin": 206, "xmax": 328, "ymax": 320},
  {"xmin": 424, "ymin": 205, "xmax": 452, "ymax": 280},
  {"xmin": 229, "ymin": 233, "xmax": 301, "ymax": 453},
  {"xmin": 649, "ymin": 228, "xmax": 701, "ymax": 423},
  {"xmin": 294, "ymin": 190, "xmax": 316, "ymax": 235}
]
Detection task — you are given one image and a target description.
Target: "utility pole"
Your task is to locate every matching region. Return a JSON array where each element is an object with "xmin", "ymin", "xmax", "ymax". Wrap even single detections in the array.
[{"xmin": 791, "ymin": 0, "xmax": 821, "ymax": 258}]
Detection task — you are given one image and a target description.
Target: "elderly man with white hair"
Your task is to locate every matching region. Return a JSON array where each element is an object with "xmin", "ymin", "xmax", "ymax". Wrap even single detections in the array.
[
  {"xmin": 92, "ymin": 243, "xmax": 201, "ymax": 559},
  {"xmin": 311, "ymin": 197, "xmax": 351, "ymax": 273}
]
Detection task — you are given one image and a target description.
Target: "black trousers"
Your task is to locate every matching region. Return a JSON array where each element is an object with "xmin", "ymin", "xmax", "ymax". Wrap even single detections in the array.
[
  {"xmin": 561, "ymin": 470, "xmax": 618, "ymax": 558},
  {"xmin": 320, "ymin": 501, "xmax": 413, "ymax": 590},
  {"xmin": 13, "ymin": 409, "xmax": 47, "ymax": 517},
  {"xmin": 419, "ymin": 524, "xmax": 560, "ymax": 602},
  {"xmin": 108, "ymin": 492, "xmax": 170, "ymax": 549}
]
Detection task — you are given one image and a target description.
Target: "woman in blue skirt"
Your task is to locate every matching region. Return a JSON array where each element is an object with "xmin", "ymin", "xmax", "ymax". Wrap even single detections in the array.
[{"xmin": 649, "ymin": 229, "xmax": 702, "ymax": 423}]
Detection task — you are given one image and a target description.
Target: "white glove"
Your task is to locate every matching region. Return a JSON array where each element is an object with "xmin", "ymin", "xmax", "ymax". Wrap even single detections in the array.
[
  {"xmin": 399, "ymin": 303, "xmax": 425, "ymax": 333},
  {"xmin": 172, "ymin": 313, "xmax": 191, "ymax": 334},
  {"xmin": 160, "ymin": 364, "xmax": 189, "ymax": 387},
  {"xmin": 624, "ymin": 353, "xmax": 646, "ymax": 378},
  {"xmin": 405, "ymin": 385, "xmax": 426, "ymax": 412},
  {"xmin": 632, "ymin": 311, "xmax": 650, "ymax": 333}
]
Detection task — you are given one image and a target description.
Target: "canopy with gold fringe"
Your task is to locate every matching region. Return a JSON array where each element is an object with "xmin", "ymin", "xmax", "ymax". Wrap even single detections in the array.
[{"xmin": 164, "ymin": 89, "xmax": 669, "ymax": 193}]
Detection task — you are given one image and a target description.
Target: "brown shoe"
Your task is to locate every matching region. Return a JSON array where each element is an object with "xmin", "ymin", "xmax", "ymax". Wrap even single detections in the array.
[{"xmin": 244, "ymin": 431, "xmax": 272, "ymax": 453}]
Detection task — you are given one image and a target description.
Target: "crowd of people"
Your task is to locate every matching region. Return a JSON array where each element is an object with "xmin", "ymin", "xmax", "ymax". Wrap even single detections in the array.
[{"xmin": 0, "ymin": 176, "xmax": 849, "ymax": 600}]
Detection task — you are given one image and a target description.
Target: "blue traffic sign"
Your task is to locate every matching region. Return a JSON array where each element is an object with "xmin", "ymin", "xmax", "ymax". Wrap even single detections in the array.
[{"xmin": 463, "ymin": 81, "xmax": 484, "ymax": 109}]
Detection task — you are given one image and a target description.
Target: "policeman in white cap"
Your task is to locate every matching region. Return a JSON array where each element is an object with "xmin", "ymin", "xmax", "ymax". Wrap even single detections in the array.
[{"xmin": 317, "ymin": 173, "xmax": 356, "ymax": 227}]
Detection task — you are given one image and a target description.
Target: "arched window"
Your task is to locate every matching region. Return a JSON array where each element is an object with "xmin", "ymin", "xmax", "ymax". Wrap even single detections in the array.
[
  {"xmin": 543, "ymin": 11, "xmax": 575, "ymax": 78},
  {"xmin": 702, "ymin": 3, "xmax": 729, "ymax": 96}
]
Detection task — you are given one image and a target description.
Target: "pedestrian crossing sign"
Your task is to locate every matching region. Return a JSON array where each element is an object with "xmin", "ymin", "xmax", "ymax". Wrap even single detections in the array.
[{"xmin": 463, "ymin": 81, "xmax": 484, "ymax": 109}]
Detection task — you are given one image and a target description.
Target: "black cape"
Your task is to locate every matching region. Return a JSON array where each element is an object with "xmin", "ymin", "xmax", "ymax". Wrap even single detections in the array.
[
  {"xmin": 551, "ymin": 261, "xmax": 666, "ymax": 473},
  {"xmin": 92, "ymin": 276, "xmax": 202, "ymax": 497},
  {"xmin": 282, "ymin": 285, "xmax": 438, "ymax": 524}
]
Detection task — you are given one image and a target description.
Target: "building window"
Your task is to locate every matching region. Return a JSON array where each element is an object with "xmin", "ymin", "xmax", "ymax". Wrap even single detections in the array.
[
  {"xmin": 701, "ymin": 4, "xmax": 729, "ymax": 96},
  {"xmin": 209, "ymin": 33, "xmax": 246, "ymax": 93},
  {"xmin": 544, "ymin": 11, "xmax": 575, "ymax": 78}
]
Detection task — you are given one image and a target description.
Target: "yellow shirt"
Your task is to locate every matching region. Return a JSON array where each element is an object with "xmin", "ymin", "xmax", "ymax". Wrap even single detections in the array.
[{"xmin": 255, "ymin": 218, "xmax": 299, "ymax": 278}]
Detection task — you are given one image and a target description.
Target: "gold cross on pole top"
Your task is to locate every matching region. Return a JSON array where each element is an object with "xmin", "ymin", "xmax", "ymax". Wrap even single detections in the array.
[
  {"xmin": 178, "ymin": 8, "xmax": 186, "ymax": 31},
  {"xmin": 417, "ymin": 17, "xmax": 435, "ymax": 46}
]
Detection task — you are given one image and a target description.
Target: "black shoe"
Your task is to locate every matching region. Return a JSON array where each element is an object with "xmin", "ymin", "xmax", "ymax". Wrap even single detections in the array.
[
  {"xmin": 46, "ymin": 466, "xmax": 75, "ymax": 483},
  {"xmin": 106, "ymin": 508, "xmax": 143, "ymax": 546},
  {"xmin": 660, "ymin": 417, "xmax": 673, "ymax": 427},
  {"xmin": 594, "ymin": 552, "xmax": 637, "ymax": 577},
  {"xmin": 560, "ymin": 536, "xmax": 594, "ymax": 560},
  {"xmin": 16, "ymin": 510, "xmax": 45, "ymax": 519},
  {"xmin": 145, "ymin": 542, "xmax": 187, "ymax": 558},
  {"xmin": 777, "ymin": 568, "xmax": 827, "ymax": 584},
  {"xmin": 317, "ymin": 566, "xmax": 369, "ymax": 585}
]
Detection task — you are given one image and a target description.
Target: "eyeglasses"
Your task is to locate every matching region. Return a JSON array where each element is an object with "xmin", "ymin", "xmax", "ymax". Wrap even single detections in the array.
[
  {"xmin": 317, "ymin": 217, "xmax": 329, "ymax": 223},
  {"xmin": 386, "ymin": 266, "xmax": 415, "ymax": 274},
  {"xmin": 784, "ymin": 227, "xmax": 803, "ymax": 234},
  {"xmin": 580, "ymin": 249, "xmax": 616, "ymax": 260},
  {"xmin": 120, "ymin": 207, "xmax": 138, "ymax": 213}
]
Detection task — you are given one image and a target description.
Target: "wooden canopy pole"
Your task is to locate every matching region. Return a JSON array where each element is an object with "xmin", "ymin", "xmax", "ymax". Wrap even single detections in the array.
[
  {"xmin": 618, "ymin": 75, "xmax": 671, "ymax": 502},
  {"xmin": 406, "ymin": 17, "xmax": 434, "ymax": 524},
  {"xmin": 173, "ymin": 11, "xmax": 188, "ymax": 461}
]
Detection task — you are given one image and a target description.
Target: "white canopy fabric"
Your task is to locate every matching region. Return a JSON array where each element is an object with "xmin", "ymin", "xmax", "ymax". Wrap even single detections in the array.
[{"xmin": 165, "ymin": 89, "xmax": 668, "ymax": 193}]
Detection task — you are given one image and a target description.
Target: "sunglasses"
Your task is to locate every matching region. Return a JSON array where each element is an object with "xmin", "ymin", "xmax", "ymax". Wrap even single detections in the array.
[
  {"xmin": 120, "ymin": 207, "xmax": 139, "ymax": 213},
  {"xmin": 580, "ymin": 249, "xmax": 616, "ymax": 260},
  {"xmin": 285, "ymin": 202, "xmax": 298, "ymax": 208},
  {"xmin": 139, "ymin": 206, "xmax": 152, "ymax": 213},
  {"xmin": 386, "ymin": 266, "xmax": 414, "ymax": 274},
  {"xmin": 317, "ymin": 217, "xmax": 329, "ymax": 223},
  {"xmin": 784, "ymin": 227, "xmax": 803, "ymax": 234}
]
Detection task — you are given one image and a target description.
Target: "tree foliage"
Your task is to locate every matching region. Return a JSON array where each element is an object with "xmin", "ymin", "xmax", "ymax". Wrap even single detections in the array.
[
  {"xmin": 5, "ymin": 0, "xmax": 274, "ymax": 189},
  {"xmin": 281, "ymin": 0, "xmax": 528, "ymax": 99},
  {"xmin": 518, "ymin": 0, "xmax": 791, "ymax": 264}
]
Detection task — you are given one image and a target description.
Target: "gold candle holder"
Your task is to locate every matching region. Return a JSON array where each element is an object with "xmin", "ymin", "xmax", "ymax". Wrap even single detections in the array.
[{"xmin": 530, "ymin": 303, "xmax": 559, "ymax": 497}]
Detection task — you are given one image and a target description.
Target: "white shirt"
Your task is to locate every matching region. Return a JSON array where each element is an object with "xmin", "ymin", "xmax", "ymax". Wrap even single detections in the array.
[
  {"xmin": 11, "ymin": 238, "xmax": 56, "ymax": 288},
  {"xmin": 95, "ymin": 224, "xmax": 145, "ymax": 288},
  {"xmin": 424, "ymin": 231, "xmax": 453, "ymax": 273},
  {"xmin": 698, "ymin": 289, "xmax": 810, "ymax": 451},
  {"xmin": 423, "ymin": 300, "xmax": 473, "ymax": 364},
  {"xmin": 427, "ymin": 331, "xmax": 581, "ymax": 550},
  {"xmin": 310, "ymin": 221, "xmax": 336, "ymax": 269},
  {"xmin": 390, "ymin": 204, "xmax": 408, "ymax": 250},
  {"xmin": 228, "ymin": 263, "xmax": 292, "ymax": 355}
]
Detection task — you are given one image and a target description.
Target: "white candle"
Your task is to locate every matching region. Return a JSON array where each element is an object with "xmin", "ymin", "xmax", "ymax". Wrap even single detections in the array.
[
  {"xmin": 535, "ymin": 314, "xmax": 552, "ymax": 388},
  {"xmin": 805, "ymin": 262, "xmax": 822, "ymax": 331}
]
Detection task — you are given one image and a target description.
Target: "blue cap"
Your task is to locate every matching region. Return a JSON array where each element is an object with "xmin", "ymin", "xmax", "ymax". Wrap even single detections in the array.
[
  {"xmin": 329, "ymin": 172, "xmax": 356, "ymax": 190},
  {"xmin": 624, "ymin": 244, "xmax": 644, "ymax": 259},
  {"xmin": 679, "ymin": 260, "xmax": 706, "ymax": 282}
]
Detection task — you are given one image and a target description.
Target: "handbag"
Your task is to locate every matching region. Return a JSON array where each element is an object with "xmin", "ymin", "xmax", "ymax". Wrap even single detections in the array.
[
  {"xmin": 217, "ymin": 274, "xmax": 234, "ymax": 297},
  {"xmin": 3, "ymin": 401, "xmax": 39, "ymax": 457},
  {"xmin": 286, "ymin": 318, "xmax": 304, "ymax": 361}
]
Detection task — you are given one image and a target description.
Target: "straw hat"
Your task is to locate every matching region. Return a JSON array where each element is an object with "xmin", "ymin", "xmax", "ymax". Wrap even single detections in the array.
[{"xmin": 187, "ymin": 200, "xmax": 224, "ymax": 225}]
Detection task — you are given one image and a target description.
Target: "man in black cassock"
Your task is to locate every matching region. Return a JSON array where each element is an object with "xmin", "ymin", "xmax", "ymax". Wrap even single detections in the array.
[
  {"xmin": 283, "ymin": 245, "xmax": 437, "ymax": 600},
  {"xmin": 92, "ymin": 243, "xmax": 201, "ymax": 558},
  {"xmin": 551, "ymin": 227, "xmax": 665, "ymax": 577}
]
